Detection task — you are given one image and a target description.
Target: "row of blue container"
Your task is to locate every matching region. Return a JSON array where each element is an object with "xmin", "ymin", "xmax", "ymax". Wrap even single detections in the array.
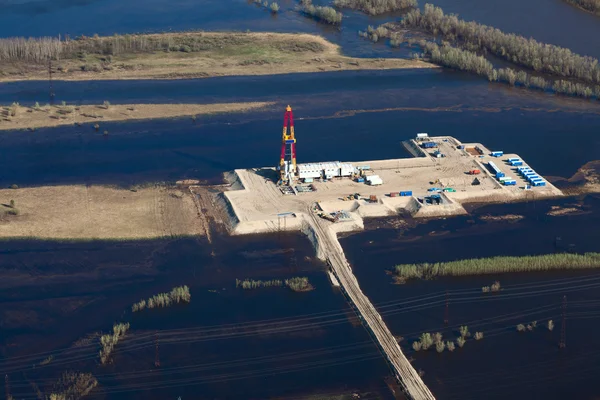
[
  {"xmin": 507, "ymin": 157, "xmax": 523, "ymax": 166},
  {"xmin": 421, "ymin": 142, "xmax": 437, "ymax": 149},
  {"xmin": 517, "ymin": 167, "xmax": 546, "ymax": 187}
]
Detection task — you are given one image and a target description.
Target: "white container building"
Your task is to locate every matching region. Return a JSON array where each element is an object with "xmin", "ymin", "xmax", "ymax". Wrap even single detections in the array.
[{"xmin": 296, "ymin": 162, "xmax": 355, "ymax": 180}]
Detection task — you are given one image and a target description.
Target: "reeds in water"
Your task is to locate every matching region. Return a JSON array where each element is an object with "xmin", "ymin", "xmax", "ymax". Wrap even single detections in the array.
[
  {"xmin": 48, "ymin": 371, "xmax": 98, "ymax": 400},
  {"xmin": 394, "ymin": 253, "xmax": 600, "ymax": 280},
  {"xmin": 132, "ymin": 285, "xmax": 191, "ymax": 312},
  {"xmin": 236, "ymin": 277, "xmax": 314, "ymax": 292},
  {"xmin": 99, "ymin": 322, "xmax": 130, "ymax": 364}
]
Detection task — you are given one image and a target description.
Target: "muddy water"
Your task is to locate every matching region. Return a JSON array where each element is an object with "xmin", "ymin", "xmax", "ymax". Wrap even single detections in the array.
[
  {"xmin": 340, "ymin": 194, "xmax": 600, "ymax": 399},
  {"xmin": 0, "ymin": 233, "xmax": 393, "ymax": 399}
]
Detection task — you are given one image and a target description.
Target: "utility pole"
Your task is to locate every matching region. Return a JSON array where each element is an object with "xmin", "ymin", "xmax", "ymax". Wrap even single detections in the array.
[
  {"xmin": 559, "ymin": 295, "xmax": 567, "ymax": 349},
  {"xmin": 444, "ymin": 291, "xmax": 449, "ymax": 326},
  {"xmin": 154, "ymin": 330, "xmax": 160, "ymax": 367}
]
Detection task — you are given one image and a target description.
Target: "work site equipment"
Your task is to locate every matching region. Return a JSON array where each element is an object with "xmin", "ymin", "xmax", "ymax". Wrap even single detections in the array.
[{"xmin": 278, "ymin": 105, "xmax": 297, "ymax": 185}]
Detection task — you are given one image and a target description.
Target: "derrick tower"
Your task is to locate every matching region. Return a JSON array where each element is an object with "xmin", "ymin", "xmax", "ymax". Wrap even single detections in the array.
[{"xmin": 278, "ymin": 105, "xmax": 297, "ymax": 185}]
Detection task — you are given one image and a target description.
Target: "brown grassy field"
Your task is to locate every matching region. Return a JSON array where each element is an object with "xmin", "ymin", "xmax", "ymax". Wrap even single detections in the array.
[
  {"xmin": 0, "ymin": 185, "xmax": 203, "ymax": 239},
  {"xmin": 0, "ymin": 102, "xmax": 273, "ymax": 131},
  {"xmin": 0, "ymin": 32, "xmax": 434, "ymax": 82}
]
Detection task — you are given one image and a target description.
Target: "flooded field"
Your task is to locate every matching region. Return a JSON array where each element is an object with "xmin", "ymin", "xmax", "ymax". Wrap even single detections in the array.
[
  {"xmin": 341, "ymin": 194, "xmax": 600, "ymax": 399},
  {"xmin": 0, "ymin": 233, "xmax": 393, "ymax": 399},
  {"xmin": 1, "ymin": 0, "xmax": 600, "ymax": 396}
]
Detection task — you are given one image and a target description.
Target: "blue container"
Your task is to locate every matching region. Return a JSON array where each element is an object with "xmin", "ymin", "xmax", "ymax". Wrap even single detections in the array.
[
  {"xmin": 491, "ymin": 151, "xmax": 504, "ymax": 157},
  {"xmin": 511, "ymin": 161, "xmax": 523, "ymax": 166},
  {"xmin": 357, "ymin": 178, "xmax": 365, "ymax": 183},
  {"xmin": 503, "ymin": 180, "xmax": 517, "ymax": 185},
  {"xmin": 496, "ymin": 172, "xmax": 505, "ymax": 179},
  {"xmin": 534, "ymin": 181, "xmax": 546, "ymax": 187},
  {"xmin": 400, "ymin": 191, "xmax": 413, "ymax": 196},
  {"xmin": 508, "ymin": 158, "xmax": 520, "ymax": 162}
]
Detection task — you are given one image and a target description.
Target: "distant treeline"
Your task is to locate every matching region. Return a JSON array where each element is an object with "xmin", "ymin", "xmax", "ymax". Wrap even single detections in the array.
[
  {"xmin": 0, "ymin": 32, "xmax": 325, "ymax": 63},
  {"xmin": 402, "ymin": 4, "xmax": 600, "ymax": 85},
  {"xmin": 418, "ymin": 41, "xmax": 600, "ymax": 99},
  {"xmin": 394, "ymin": 252, "xmax": 600, "ymax": 279},
  {"xmin": 564, "ymin": 0, "xmax": 600, "ymax": 15},
  {"xmin": 300, "ymin": 0, "xmax": 343, "ymax": 24},
  {"xmin": 334, "ymin": 0, "xmax": 417, "ymax": 15}
]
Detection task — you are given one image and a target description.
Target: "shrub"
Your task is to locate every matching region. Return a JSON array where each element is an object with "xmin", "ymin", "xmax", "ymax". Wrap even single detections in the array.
[
  {"xmin": 435, "ymin": 341, "xmax": 445, "ymax": 353},
  {"xmin": 132, "ymin": 285, "xmax": 191, "ymax": 312},
  {"xmin": 334, "ymin": 0, "xmax": 418, "ymax": 15},
  {"xmin": 9, "ymin": 199, "xmax": 15, "ymax": 208},
  {"xmin": 490, "ymin": 281, "xmax": 501, "ymax": 292},
  {"xmin": 285, "ymin": 276, "xmax": 314, "ymax": 292},
  {"xmin": 482, "ymin": 286, "xmax": 490, "ymax": 292},
  {"xmin": 446, "ymin": 341, "xmax": 455, "ymax": 351},
  {"xmin": 456, "ymin": 337, "xmax": 466, "ymax": 348},
  {"xmin": 432, "ymin": 332, "xmax": 443, "ymax": 344},
  {"xmin": 9, "ymin": 184, "xmax": 18, "ymax": 189},
  {"xmin": 270, "ymin": 2, "xmax": 280, "ymax": 12},
  {"xmin": 517, "ymin": 324, "xmax": 526, "ymax": 332},
  {"xmin": 548, "ymin": 320, "xmax": 555, "ymax": 331},
  {"xmin": 301, "ymin": 4, "xmax": 343, "ymax": 24},
  {"xmin": 459, "ymin": 325, "xmax": 469, "ymax": 338},
  {"xmin": 419, "ymin": 333, "xmax": 433, "ymax": 350},
  {"xmin": 527, "ymin": 324, "xmax": 533, "ymax": 331},
  {"xmin": 103, "ymin": 100, "xmax": 110, "ymax": 109},
  {"xmin": 474, "ymin": 331, "xmax": 484, "ymax": 340},
  {"xmin": 99, "ymin": 322, "xmax": 130, "ymax": 364},
  {"xmin": 412, "ymin": 341, "xmax": 422, "ymax": 351}
]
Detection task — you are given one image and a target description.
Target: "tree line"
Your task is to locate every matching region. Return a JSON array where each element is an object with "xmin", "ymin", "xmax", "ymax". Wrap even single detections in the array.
[
  {"xmin": 334, "ymin": 0, "xmax": 417, "ymax": 15},
  {"xmin": 0, "ymin": 32, "xmax": 325, "ymax": 63},
  {"xmin": 418, "ymin": 41, "xmax": 600, "ymax": 99},
  {"xmin": 402, "ymin": 4, "xmax": 600, "ymax": 85}
]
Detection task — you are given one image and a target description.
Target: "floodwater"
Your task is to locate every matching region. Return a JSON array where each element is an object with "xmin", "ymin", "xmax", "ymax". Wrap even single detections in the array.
[
  {"xmin": 1, "ymin": 0, "xmax": 600, "ymax": 397},
  {"xmin": 341, "ymin": 194, "xmax": 600, "ymax": 399},
  {"xmin": 0, "ymin": 70, "xmax": 599, "ymax": 189},
  {"xmin": 1, "ymin": 0, "xmax": 600, "ymax": 61},
  {"xmin": 0, "ymin": 233, "xmax": 393, "ymax": 399}
]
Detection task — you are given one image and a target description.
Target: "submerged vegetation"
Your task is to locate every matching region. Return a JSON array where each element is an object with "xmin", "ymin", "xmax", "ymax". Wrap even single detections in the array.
[
  {"xmin": 334, "ymin": 0, "xmax": 417, "ymax": 15},
  {"xmin": 236, "ymin": 277, "xmax": 314, "ymax": 292},
  {"xmin": 413, "ymin": 330, "xmax": 472, "ymax": 353},
  {"xmin": 358, "ymin": 24, "xmax": 405, "ymax": 46},
  {"xmin": 402, "ymin": 4, "xmax": 600, "ymax": 85},
  {"xmin": 47, "ymin": 371, "xmax": 98, "ymax": 400},
  {"xmin": 482, "ymin": 281, "xmax": 501, "ymax": 293},
  {"xmin": 394, "ymin": 253, "xmax": 600, "ymax": 280},
  {"xmin": 132, "ymin": 285, "xmax": 191, "ymax": 312},
  {"xmin": 300, "ymin": 0, "xmax": 343, "ymax": 24},
  {"xmin": 415, "ymin": 41, "xmax": 600, "ymax": 99},
  {"xmin": 564, "ymin": 0, "xmax": 600, "ymax": 15},
  {"xmin": 99, "ymin": 323, "xmax": 130, "ymax": 365}
]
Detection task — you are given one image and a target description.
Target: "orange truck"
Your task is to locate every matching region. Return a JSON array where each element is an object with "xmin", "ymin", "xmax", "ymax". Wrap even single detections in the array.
[{"xmin": 469, "ymin": 169, "xmax": 481, "ymax": 175}]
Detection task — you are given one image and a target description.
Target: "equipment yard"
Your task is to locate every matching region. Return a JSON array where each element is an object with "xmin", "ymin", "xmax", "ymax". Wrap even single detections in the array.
[{"xmin": 225, "ymin": 135, "xmax": 562, "ymax": 236}]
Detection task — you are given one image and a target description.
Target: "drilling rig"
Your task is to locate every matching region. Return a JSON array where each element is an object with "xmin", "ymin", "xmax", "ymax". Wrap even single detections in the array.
[{"xmin": 278, "ymin": 105, "xmax": 297, "ymax": 186}]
